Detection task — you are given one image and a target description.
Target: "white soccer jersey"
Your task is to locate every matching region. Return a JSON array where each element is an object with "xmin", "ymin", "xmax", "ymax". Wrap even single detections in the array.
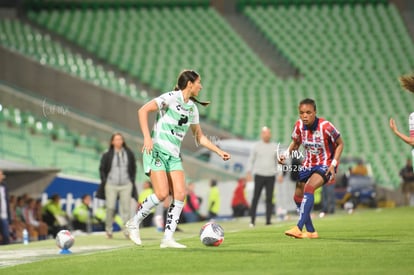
[{"xmin": 152, "ymin": 90, "xmax": 199, "ymax": 157}]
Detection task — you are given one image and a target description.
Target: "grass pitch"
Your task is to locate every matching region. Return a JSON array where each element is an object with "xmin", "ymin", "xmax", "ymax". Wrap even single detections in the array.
[{"xmin": 1, "ymin": 207, "xmax": 413, "ymax": 274}]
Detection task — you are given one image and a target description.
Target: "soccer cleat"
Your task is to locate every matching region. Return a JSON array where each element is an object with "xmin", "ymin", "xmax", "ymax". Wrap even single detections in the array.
[
  {"xmin": 303, "ymin": 231, "xmax": 319, "ymax": 239},
  {"xmin": 126, "ymin": 220, "xmax": 142, "ymax": 245},
  {"xmin": 285, "ymin": 226, "xmax": 303, "ymax": 239},
  {"xmin": 160, "ymin": 238, "xmax": 187, "ymax": 249}
]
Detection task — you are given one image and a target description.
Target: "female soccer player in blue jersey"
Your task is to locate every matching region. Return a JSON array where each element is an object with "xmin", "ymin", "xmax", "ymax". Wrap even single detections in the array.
[
  {"xmin": 126, "ymin": 70, "xmax": 231, "ymax": 248},
  {"xmin": 279, "ymin": 98, "xmax": 344, "ymax": 239}
]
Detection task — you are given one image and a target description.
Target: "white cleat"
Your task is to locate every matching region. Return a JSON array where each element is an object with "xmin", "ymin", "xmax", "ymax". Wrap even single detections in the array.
[
  {"xmin": 160, "ymin": 238, "xmax": 187, "ymax": 249},
  {"xmin": 126, "ymin": 220, "xmax": 142, "ymax": 246}
]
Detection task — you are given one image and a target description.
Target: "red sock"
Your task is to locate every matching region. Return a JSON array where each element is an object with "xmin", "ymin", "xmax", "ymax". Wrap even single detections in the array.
[{"xmin": 304, "ymin": 184, "xmax": 315, "ymax": 194}]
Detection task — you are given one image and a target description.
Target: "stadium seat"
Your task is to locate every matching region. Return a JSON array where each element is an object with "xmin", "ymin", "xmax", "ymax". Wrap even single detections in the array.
[
  {"xmin": 0, "ymin": 102, "xmax": 102, "ymax": 180},
  {"xmin": 4, "ymin": 2, "xmax": 414, "ymax": 188}
]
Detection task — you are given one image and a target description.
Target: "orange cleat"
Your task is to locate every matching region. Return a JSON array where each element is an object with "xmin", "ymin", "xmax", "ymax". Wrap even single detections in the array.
[
  {"xmin": 302, "ymin": 231, "xmax": 319, "ymax": 239},
  {"xmin": 285, "ymin": 226, "xmax": 303, "ymax": 239}
]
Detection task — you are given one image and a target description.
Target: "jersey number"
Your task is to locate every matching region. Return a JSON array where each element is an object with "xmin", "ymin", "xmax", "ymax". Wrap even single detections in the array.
[{"xmin": 178, "ymin": 115, "xmax": 188, "ymax": 126}]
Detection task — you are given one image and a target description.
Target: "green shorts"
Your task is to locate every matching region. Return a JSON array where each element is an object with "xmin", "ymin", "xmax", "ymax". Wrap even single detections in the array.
[{"xmin": 143, "ymin": 149, "xmax": 183, "ymax": 176}]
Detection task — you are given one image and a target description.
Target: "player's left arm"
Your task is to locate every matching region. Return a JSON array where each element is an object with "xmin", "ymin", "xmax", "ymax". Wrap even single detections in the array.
[
  {"xmin": 190, "ymin": 124, "xmax": 231, "ymax": 161},
  {"xmin": 326, "ymin": 136, "xmax": 344, "ymax": 179}
]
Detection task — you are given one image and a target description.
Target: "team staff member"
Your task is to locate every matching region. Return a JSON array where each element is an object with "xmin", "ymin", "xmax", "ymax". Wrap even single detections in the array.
[
  {"xmin": 279, "ymin": 98, "xmax": 344, "ymax": 239},
  {"xmin": 97, "ymin": 133, "xmax": 138, "ymax": 239},
  {"xmin": 126, "ymin": 70, "xmax": 231, "ymax": 248},
  {"xmin": 246, "ymin": 126, "xmax": 277, "ymax": 227}
]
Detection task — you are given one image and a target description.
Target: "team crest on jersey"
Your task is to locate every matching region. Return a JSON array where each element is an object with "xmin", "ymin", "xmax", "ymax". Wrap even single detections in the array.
[
  {"xmin": 314, "ymin": 130, "xmax": 322, "ymax": 143},
  {"xmin": 154, "ymin": 158, "xmax": 162, "ymax": 167}
]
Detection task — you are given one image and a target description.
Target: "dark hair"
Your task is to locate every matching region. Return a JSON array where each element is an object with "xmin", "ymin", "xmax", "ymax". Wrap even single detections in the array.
[
  {"xmin": 81, "ymin": 194, "xmax": 91, "ymax": 200},
  {"xmin": 51, "ymin": 193, "xmax": 60, "ymax": 201},
  {"xmin": 399, "ymin": 73, "xmax": 414, "ymax": 93},
  {"xmin": 109, "ymin": 132, "xmax": 126, "ymax": 149},
  {"xmin": 210, "ymin": 179, "xmax": 217, "ymax": 187},
  {"xmin": 299, "ymin": 98, "xmax": 317, "ymax": 111},
  {"xmin": 174, "ymin": 70, "xmax": 210, "ymax": 106}
]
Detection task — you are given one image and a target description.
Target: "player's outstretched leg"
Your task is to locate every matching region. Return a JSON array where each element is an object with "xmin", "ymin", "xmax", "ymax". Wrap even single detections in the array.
[{"xmin": 127, "ymin": 194, "xmax": 160, "ymax": 245}]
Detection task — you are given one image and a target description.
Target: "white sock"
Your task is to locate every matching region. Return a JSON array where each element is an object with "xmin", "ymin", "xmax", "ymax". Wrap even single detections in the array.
[
  {"xmin": 133, "ymin": 193, "xmax": 160, "ymax": 225},
  {"xmin": 164, "ymin": 200, "xmax": 184, "ymax": 240}
]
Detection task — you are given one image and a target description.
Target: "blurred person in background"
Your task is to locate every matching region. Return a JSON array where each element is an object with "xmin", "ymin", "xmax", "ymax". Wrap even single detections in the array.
[
  {"xmin": 399, "ymin": 158, "xmax": 414, "ymax": 206},
  {"xmin": 72, "ymin": 194, "xmax": 93, "ymax": 232},
  {"xmin": 231, "ymin": 178, "xmax": 249, "ymax": 217},
  {"xmin": 9, "ymin": 195, "xmax": 23, "ymax": 242},
  {"xmin": 97, "ymin": 132, "xmax": 138, "ymax": 239},
  {"xmin": 42, "ymin": 193, "xmax": 69, "ymax": 238},
  {"xmin": 0, "ymin": 170, "xmax": 11, "ymax": 245},
  {"xmin": 351, "ymin": 159, "xmax": 368, "ymax": 176},
  {"xmin": 182, "ymin": 183, "xmax": 202, "ymax": 223},
  {"xmin": 246, "ymin": 126, "xmax": 278, "ymax": 227},
  {"xmin": 23, "ymin": 197, "xmax": 48, "ymax": 240},
  {"xmin": 321, "ymin": 178, "xmax": 336, "ymax": 216},
  {"xmin": 207, "ymin": 179, "xmax": 220, "ymax": 220}
]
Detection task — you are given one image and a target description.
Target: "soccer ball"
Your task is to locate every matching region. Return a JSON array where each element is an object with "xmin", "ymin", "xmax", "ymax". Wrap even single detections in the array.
[
  {"xmin": 56, "ymin": 230, "xmax": 75, "ymax": 250},
  {"xmin": 199, "ymin": 222, "xmax": 224, "ymax": 246}
]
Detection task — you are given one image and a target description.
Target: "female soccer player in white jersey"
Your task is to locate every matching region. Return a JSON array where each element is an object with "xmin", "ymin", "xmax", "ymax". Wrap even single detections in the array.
[
  {"xmin": 389, "ymin": 73, "xmax": 414, "ymax": 169},
  {"xmin": 389, "ymin": 74, "xmax": 414, "ymax": 146},
  {"xmin": 126, "ymin": 70, "xmax": 231, "ymax": 248},
  {"xmin": 279, "ymin": 98, "xmax": 344, "ymax": 239}
]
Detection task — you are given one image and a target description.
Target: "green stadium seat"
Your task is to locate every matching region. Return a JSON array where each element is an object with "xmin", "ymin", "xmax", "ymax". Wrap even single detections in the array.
[{"xmin": 4, "ymin": 2, "xmax": 414, "ymax": 188}]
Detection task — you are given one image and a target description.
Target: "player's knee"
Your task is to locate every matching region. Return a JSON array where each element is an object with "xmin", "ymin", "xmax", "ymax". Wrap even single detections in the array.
[
  {"xmin": 172, "ymin": 189, "xmax": 186, "ymax": 201},
  {"xmin": 155, "ymin": 191, "xmax": 169, "ymax": 201}
]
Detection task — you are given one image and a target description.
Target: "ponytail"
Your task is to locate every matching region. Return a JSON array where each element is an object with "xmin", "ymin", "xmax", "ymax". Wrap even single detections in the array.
[{"xmin": 190, "ymin": 96, "xmax": 210, "ymax": 107}]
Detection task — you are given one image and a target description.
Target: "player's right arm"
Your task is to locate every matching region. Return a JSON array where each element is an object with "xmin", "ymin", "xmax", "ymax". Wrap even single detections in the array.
[
  {"xmin": 279, "ymin": 121, "xmax": 302, "ymax": 164},
  {"xmin": 278, "ymin": 140, "xmax": 300, "ymax": 165},
  {"xmin": 389, "ymin": 118, "xmax": 414, "ymax": 146},
  {"xmin": 138, "ymin": 100, "xmax": 159, "ymax": 154}
]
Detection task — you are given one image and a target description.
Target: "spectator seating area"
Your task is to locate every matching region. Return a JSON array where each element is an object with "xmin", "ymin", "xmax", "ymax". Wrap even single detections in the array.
[
  {"xmin": 0, "ymin": 1, "xmax": 413, "ymax": 188},
  {"xmin": 241, "ymin": 3, "xmax": 414, "ymax": 187},
  {"xmin": 0, "ymin": 18, "xmax": 149, "ymax": 102},
  {"xmin": 0, "ymin": 102, "xmax": 103, "ymax": 179}
]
